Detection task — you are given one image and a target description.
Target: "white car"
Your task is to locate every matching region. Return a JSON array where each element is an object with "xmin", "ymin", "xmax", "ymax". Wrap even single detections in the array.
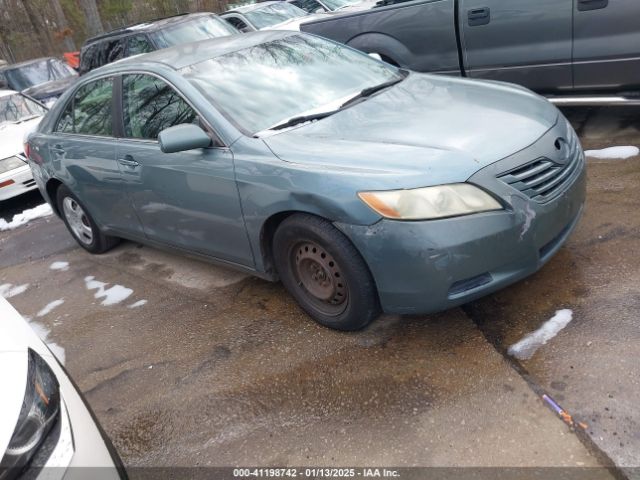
[
  {"xmin": 0, "ymin": 297, "xmax": 125, "ymax": 479},
  {"xmin": 221, "ymin": 2, "xmax": 327, "ymax": 32},
  {"xmin": 0, "ymin": 90, "xmax": 45, "ymax": 202}
]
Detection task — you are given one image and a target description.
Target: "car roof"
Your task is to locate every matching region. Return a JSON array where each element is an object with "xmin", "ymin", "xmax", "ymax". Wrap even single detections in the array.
[
  {"xmin": 224, "ymin": 1, "xmax": 282, "ymax": 14},
  {"xmin": 0, "ymin": 90, "xmax": 19, "ymax": 98},
  {"xmin": 90, "ymin": 30, "xmax": 295, "ymax": 74},
  {"xmin": 0, "ymin": 57, "xmax": 58, "ymax": 72},
  {"xmin": 83, "ymin": 12, "xmax": 215, "ymax": 46}
]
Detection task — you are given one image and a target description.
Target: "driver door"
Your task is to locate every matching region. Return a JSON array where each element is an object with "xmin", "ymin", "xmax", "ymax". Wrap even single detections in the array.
[{"xmin": 115, "ymin": 73, "xmax": 254, "ymax": 267}]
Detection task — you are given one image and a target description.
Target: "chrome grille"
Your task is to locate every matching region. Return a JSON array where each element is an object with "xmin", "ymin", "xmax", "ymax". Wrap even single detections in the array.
[{"xmin": 498, "ymin": 128, "xmax": 583, "ymax": 203}]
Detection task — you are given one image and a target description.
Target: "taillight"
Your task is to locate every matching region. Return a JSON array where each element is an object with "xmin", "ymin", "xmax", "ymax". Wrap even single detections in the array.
[{"xmin": 24, "ymin": 142, "xmax": 31, "ymax": 160}]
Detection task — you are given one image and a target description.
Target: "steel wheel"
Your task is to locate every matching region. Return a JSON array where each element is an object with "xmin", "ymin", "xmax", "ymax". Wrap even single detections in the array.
[
  {"xmin": 62, "ymin": 196, "xmax": 93, "ymax": 245},
  {"xmin": 290, "ymin": 241, "xmax": 348, "ymax": 316}
]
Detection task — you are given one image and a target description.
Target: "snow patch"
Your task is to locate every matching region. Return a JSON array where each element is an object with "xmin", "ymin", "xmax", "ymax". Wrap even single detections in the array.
[
  {"xmin": 508, "ymin": 309, "xmax": 573, "ymax": 360},
  {"xmin": 128, "ymin": 299, "xmax": 147, "ymax": 309},
  {"xmin": 37, "ymin": 299, "xmax": 65, "ymax": 317},
  {"xmin": 0, "ymin": 203, "xmax": 53, "ymax": 231},
  {"xmin": 50, "ymin": 261, "xmax": 69, "ymax": 271},
  {"xmin": 0, "ymin": 283, "xmax": 29, "ymax": 298},
  {"xmin": 28, "ymin": 321, "xmax": 66, "ymax": 365},
  {"xmin": 584, "ymin": 146, "xmax": 639, "ymax": 160},
  {"xmin": 84, "ymin": 276, "xmax": 133, "ymax": 306}
]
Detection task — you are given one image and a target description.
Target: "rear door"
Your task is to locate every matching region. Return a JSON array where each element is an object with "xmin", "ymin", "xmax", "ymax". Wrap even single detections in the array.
[
  {"xmin": 49, "ymin": 76, "xmax": 138, "ymax": 233},
  {"xmin": 115, "ymin": 73, "xmax": 254, "ymax": 266},
  {"xmin": 460, "ymin": 0, "xmax": 573, "ymax": 92},
  {"xmin": 573, "ymin": 0, "xmax": 640, "ymax": 91}
]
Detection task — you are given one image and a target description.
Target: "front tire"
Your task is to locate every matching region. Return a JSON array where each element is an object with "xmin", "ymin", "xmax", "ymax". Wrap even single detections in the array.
[
  {"xmin": 56, "ymin": 185, "xmax": 119, "ymax": 254},
  {"xmin": 272, "ymin": 214, "xmax": 380, "ymax": 331}
]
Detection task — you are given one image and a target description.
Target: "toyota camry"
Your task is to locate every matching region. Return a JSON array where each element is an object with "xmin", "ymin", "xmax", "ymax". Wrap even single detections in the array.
[{"xmin": 25, "ymin": 32, "xmax": 586, "ymax": 331}]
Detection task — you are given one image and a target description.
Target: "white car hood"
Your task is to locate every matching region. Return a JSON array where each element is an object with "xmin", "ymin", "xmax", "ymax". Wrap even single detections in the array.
[
  {"xmin": 263, "ymin": 13, "xmax": 328, "ymax": 31},
  {"xmin": 0, "ymin": 297, "xmax": 55, "ymax": 461},
  {"xmin": 0, "ymin": 116, "xmax": 42, "ymax": 159}
]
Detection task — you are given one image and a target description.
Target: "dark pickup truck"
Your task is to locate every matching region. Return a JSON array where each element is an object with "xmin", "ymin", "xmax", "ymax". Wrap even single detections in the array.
[{"xmin": 301, "ymin": 0, "xmax": 640, "ymax": 104}]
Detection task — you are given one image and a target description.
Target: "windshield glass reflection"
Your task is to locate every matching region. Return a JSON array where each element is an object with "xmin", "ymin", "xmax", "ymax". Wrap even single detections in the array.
[
  {"xmin": 0, "ymin": 94, "xmax": 46, "ymax": 125},
  {"xmin": 4, "ymin": 59, "xmax": 76, "ymax": 91},
  {"xmin": 183, "ymin": 34, "xmax": 401, "ymax": 134},
  {"xmin": 244, "ymin": 3, "xmax": 307, "ymax": 29}
]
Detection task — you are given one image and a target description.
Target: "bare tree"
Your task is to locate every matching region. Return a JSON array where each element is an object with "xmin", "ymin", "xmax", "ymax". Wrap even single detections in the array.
[
  {"xmin": 50, "ymin": 0, "xmax": 75, "ymax": 51},
  {"xmin": 19, "ymin": 0, "xmax": 52, "ymax": 55},
  {"xmin": 80, "ymin": 0, "xmax": 104, "ymax": 36}
]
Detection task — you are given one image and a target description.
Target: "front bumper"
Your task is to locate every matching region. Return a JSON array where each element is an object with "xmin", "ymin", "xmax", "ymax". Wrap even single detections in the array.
[
  {"xmin": 0, "ymin": 165, "xmax": 38, "ymax": 202},
  {"xmin": 338, "ymin": 121, "xmax": 587, "ymax": 315}
]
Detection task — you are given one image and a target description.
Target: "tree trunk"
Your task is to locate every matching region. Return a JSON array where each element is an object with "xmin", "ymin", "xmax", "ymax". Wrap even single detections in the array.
[
  {"xmin": 20, "ymin": 0, "xmax": 52, "ymax": 56},
  {"xmin": 50, "ymin": 0, "xmax": 76, "ymax": 51},
  {"xmin": 80, "ymin": 0, "xmax": 104, "ymax": 37}
]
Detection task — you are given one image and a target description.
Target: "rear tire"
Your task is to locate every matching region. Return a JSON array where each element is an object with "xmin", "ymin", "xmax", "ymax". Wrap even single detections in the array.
[
  {"xmin": 272, "ymin": 214, "xmax": 380, "ymax": 331},
  {"xmin": 56, "ymin": 185, "xmax": 119, "ymax": 254}
]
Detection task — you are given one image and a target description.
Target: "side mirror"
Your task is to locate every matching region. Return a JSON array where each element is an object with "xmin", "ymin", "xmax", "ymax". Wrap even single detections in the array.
[
  {"xmin": 158, "ymin": 124, "xmax": 212, "ymax": 154},
  {"xmin": 314, "ymin": 7, "xmax": 325, "ymax": 12}
]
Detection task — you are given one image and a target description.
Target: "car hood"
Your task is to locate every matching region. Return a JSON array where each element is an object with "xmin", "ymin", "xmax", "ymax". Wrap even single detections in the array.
[
  {"xmin": 263, "ymin": 73, "xmax": 559, "ymax": 185},
  {"xmin": 0, "ymin": 116, "xmax": 42, "ymax": 159},
  {"xmin": 264, "ymin": 13, "xmax": 328, "ymax": 31},
  {"xmin": 0, "ymin": 298, "xmax": 55, "ymax": 459},
  {"xmin": 22, "ymin": 75, "xmax": 77, "ymax": 101}
]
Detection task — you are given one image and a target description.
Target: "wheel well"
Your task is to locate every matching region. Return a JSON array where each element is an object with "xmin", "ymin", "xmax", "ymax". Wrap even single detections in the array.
[
  {"xmin": 379, "ymin": 54, "xmax": 400, "ymax": 67},
  {"xmin": 260, "ymin": 211, "xmax": 299, "ymax": 278},
  {"xmin": 45, "ymin": 179, "xmax": 63, "ymax": 216}
]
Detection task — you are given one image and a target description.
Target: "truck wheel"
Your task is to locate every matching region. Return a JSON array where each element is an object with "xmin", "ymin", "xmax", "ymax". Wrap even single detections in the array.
[
  {"xmin": 56, "ymin": 185, "xmax": 119, "ymax": 254},
  {"xmin": 272, "ymin": 214, "xmax": 380, "ymax": 331}
]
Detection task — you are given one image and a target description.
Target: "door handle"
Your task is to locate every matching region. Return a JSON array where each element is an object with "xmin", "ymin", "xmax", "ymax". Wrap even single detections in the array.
[
  {"xmin": 468, "ymin": 7, "xmax": 490, "ymax": 26},
  {"xmin": 578, "ymin": 0, "xmax": 608, "ymax": 11},
  {"xmin": 51, "ymin": 145, "xmax": 65, "ymax": 155},
  {"xmin": 117, "ymin": 155, "xmax": 139, "ymax": 168}
]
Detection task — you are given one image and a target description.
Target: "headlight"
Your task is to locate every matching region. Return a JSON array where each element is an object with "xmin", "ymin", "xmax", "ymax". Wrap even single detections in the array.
[
  {"xmin": 358, "ymin": 183, "xmax": 502, "ymax": 220},
  {"xmin": 0, "ymin": 349, "xmax": 60, "ymax": 478},
  {"xmin": 0, "ymin": 157, "xmax": 26, "ymax": 175}
]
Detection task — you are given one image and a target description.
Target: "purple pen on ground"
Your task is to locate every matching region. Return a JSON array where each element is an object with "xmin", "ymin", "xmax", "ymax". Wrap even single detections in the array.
[{"xmin": 542, "ymin": 394, "xmax": 564, "ymax": 415}]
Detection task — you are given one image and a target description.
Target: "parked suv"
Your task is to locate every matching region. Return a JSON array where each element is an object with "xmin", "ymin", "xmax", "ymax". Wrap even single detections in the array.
[
  {"xmin": 78, "ymin": 12, "xmax": 238, "ymax": 75},
  {"xmin": 0, "ymin": 58, "xmax": 77, "ymax": 107}
]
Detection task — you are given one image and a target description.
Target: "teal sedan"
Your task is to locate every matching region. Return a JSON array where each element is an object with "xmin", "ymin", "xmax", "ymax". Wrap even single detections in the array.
[{"xmin": 25, "ymin": 32, "xmax": 586, "ymax": 331}]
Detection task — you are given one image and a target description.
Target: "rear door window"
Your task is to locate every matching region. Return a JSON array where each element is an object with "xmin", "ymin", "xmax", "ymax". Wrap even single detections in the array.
[
  {"xmin": 55, "ymin": 77, "xmax": 114, "ymax": 136},
  {"xmin": 106, "ymin": 38, "xmax": 126, "ymax": 64},
  {"xmin": 126, "ymin": 35, "xmax": 154, "ymax": 56},
  {"xmin": 224, "ymin": 16, "xmax": 251, "ymax": 32},
  {"xmin": 122, "ymin": 74, "xmax": 198, "ymax": 140},
  {"xmin": 291, "ymin": 0, "xmax": 325, "ymax": 13}
]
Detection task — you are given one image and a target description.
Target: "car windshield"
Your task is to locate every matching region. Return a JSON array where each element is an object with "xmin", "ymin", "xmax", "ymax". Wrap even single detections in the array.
[
  {"xmin": 182, "ymin": 34, "xmax": 402, "ymax": 134},
  {"xmin": 3, "ymin": 59, "xmax": 75, "ymax": 91},
  {"xmin": 322, "ymin": 0, "xmax": 360, "ymax": 10},
  {"xmin": 153, "ymin": 15, "xmax": 238, "ymax": 48},
  {"xmin": 243, "ymin": 3, "xmax": 307, "ymax": 29},
  {"xmin": 0, "ymin": 93, "xmax": 46, "ymax": 126}
]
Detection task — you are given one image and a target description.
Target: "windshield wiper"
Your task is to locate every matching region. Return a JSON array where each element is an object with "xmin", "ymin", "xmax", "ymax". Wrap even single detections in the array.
[
  {"xmin": 340, "ymin": 75, "xmax": 406, "ymax": 109},
  {"xmin": 265, "ymin": 73, "xmax": 407, "ymax": 133},
  {"xmin": 269, "ymin": 110, "xmax": 338, "ymax": 131}
]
